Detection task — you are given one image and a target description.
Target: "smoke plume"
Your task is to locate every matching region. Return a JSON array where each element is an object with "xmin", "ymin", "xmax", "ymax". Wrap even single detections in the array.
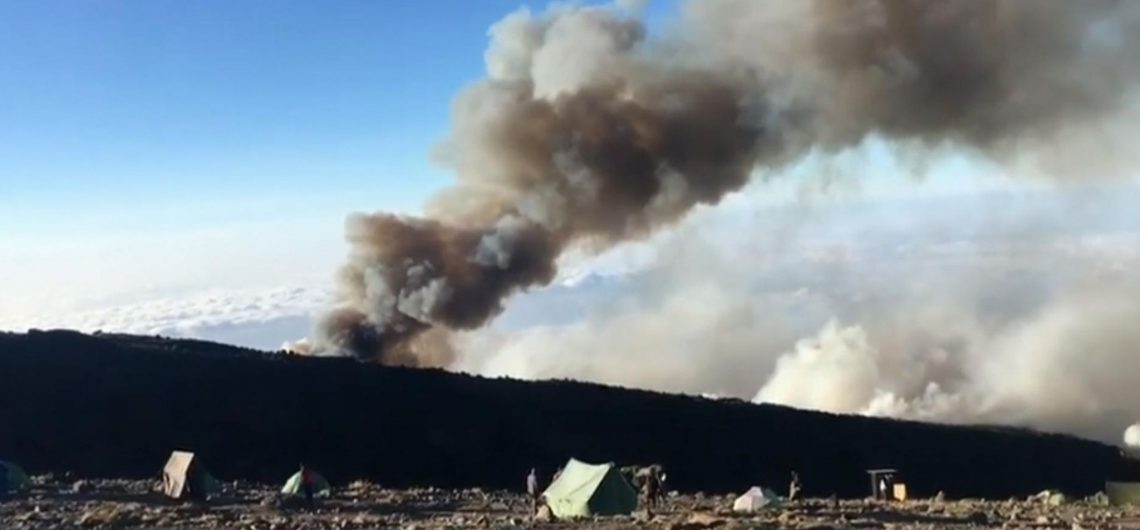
[
  {"xmin": 456, "ymin": 185, "xmax": 1140, "ymax": 443},
  {"xmin": 317, "ymin": 0, "xmax": 1140, "ymax": 366}
]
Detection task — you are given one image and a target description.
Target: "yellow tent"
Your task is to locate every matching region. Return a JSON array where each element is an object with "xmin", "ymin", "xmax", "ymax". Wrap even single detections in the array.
[{"xmin": 160, "ymin": 451, "xmax": 220, "ymax": 500}]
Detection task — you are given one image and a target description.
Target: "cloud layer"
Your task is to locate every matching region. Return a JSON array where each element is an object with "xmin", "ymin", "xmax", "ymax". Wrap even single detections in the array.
[{"xmin": 0, "ymin": 286, "xmax": 327, "ymax": 351}]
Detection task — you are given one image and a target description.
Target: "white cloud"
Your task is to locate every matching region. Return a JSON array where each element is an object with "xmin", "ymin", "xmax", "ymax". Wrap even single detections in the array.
[{"xmin": 0, "ymin": 284, "xmax": 328, "ymax": 351}]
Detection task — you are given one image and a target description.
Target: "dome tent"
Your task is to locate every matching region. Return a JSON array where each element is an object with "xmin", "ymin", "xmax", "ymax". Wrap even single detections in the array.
[
  {"xmin": 0, "ymin": 461, "xmax": 32, "ymax": 494},
  {"xmin": 732, "ymin": 486, "xmax": 782, "ymax": 512},
  {"xmin": 543, "ymin": 458, "xmax": 638, "ymax": 519},
  {"xmin": 281, "ymin": 469, "xmax": 331, "ymax": 497}
]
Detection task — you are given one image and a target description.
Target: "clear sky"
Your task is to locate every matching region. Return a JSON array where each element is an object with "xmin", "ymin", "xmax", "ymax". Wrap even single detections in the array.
[{"xmin": 2, "ymin": 0, "xmax": 572, "ymax": 235}]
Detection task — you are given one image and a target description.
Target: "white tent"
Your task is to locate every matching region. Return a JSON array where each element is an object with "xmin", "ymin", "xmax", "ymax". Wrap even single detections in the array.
[{"xmin": 732, "ymin": 487, "xmax": 781, "ymax": 512}]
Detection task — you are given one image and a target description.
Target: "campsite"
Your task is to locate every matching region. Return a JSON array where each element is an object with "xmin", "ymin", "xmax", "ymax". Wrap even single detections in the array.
[
  {"xmin": 5, "ymin": 472, "xmax": 1140, "ymax": 529},
  {"xmin": 3, "ymin": 451, "xmax": 1139, "ymax": 528},
  {"xmin": 4, "ymin": 333, "xmax": 1140, "ymax": 528},
  {"xmin": 7, "ymin": 0, "xmax": 1140, "ymax": 527}
]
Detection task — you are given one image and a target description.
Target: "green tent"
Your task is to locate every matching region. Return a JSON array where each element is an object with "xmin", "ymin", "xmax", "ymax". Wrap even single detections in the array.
[
  {"xmin": 281, "ymin": 470, "xmax": 331, "ymax": 497},
  {"xmin": 1106, "ymin": 482, "xmax": 1140, "ymax": 506},
  {"xmin": 0, "ymin": 461, "xmax": 32, "ymax": 493},
  {"xmin": 543, "ymin": 458, "xmax": 638, "ymax": 519}
]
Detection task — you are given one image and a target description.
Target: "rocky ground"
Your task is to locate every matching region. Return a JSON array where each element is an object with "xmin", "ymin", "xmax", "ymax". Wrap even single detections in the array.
[{"xmin": 2, "ymin": 476, "xmax": 1140, "ymax": 529}]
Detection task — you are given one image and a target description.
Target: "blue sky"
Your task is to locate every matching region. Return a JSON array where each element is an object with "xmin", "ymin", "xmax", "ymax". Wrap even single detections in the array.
[
  {"xmin": 1, "ymin": 0, "xmax": 501, "ymax": 235},
  {"xmin": 1, "ymin": 0, "xmax": 679, "ymax": 238},
  {"xmin": 0, "ymin": 0, "xmax": 685, "ymax": 314}
]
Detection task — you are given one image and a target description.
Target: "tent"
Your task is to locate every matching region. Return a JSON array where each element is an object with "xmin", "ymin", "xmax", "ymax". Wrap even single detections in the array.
[
  {"xmin": 281, "ymin": 469, "xmax": 332, "ymax": 497},
  {"xmin": 732, "ymin": 487, "xmax": 781, "ymax": 512},
  {"xmin": 161, "ymin": 451, "xmax": 221, "ymax": 500},
  {"xmin": 0, "ymin": 461, "xmax": 32, "ymax": 493},
  {"xmin": 1106, "ymin": 482, "xmax": 1140, "ymax": 506},
  {"xmin": 1031, "ymin": 490, "xmax": 1069, "ymax": 506},
  {"xmin": 542, "ymin": 458, "xmax": 638, "ymax": 519}
]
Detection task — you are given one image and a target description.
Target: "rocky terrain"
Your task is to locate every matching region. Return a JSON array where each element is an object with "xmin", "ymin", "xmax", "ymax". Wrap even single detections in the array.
[
  {"xmin": 2, "ymin": 330, "xmax": 1139, "ymax": 500},
  {"xmin": 3, "ymin": 476, "xmax": 1140, "ymax": 530}
]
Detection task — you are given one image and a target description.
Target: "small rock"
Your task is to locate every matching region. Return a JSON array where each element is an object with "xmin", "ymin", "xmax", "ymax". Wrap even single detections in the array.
[{"xmin": 686, "ymin": 512, "xmax": 726, "ymax": 528}]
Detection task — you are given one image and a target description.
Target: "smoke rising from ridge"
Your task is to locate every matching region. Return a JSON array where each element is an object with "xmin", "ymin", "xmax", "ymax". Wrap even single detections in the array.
[
  {"xmin": 456, "ymin": 185, "xmax": 1140, "ymax": 443},
  {"xmin": 316, "ymin": 0, "xmax": 1140, "ymax": 366}
]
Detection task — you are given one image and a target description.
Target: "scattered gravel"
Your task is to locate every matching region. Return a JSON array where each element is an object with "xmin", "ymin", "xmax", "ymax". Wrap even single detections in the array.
[{"xmin": 2, "ymin": 477, "xmax": 1138, "ymax": 529}]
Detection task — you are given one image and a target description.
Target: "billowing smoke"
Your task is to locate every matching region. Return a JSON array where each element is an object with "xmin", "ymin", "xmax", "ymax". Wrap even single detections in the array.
[
  {"xmin": 457, "ymin": 186, "xmax": 1140, "ymax": 443},
  {"xmin": 316, "ymin": 0, "xmax": 1140, "ymax": 367},
  {"xmin": 756, "ymin": 287, "xmax": 1140, "ymax": 443}
]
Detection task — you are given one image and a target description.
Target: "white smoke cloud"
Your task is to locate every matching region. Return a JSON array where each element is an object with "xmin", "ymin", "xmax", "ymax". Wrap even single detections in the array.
[
  {"xmin": 457, "ymin": 176, "xmax": 1140, "ymax": 444},
  {"xmin": 1126, "ymin": 424, "xmax": 1140, "ymax": 448},
  {"xmin": 755, "ymin": 285, "xmax": 1140, "ymax": 443}
]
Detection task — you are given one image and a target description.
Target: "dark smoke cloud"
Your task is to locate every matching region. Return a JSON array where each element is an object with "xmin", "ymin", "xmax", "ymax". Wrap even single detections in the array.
[
  {"xmin": 316, "ymin": 0, "xmax": 1140, "ymax": 364},
  {"xmin": 689, "ymin": 0, "xmax": 1140, "ymax": 154}
]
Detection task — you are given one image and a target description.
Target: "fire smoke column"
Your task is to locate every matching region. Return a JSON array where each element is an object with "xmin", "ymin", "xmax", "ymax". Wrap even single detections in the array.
[
  {"xmin": 314, "ymin": 0, "xmax": 1140, "ymax": 366},
  {"xmin": 315, "ymin": 3, "xmax": 775, "ymax": 364}
]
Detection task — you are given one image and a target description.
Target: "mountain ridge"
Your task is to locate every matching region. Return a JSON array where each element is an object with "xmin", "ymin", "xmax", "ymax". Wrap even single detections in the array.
[{"xmin": 0, "ymin": 329, "xmax": 1135, "ymax": 498}]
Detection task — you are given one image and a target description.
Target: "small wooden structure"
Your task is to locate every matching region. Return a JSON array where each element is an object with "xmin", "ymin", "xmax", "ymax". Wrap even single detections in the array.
[{"xmin": 866, "ymin": 469, "xmax": 905, "ymax": 500}]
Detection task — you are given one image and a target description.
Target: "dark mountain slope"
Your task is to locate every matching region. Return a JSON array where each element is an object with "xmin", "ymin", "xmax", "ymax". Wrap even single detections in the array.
[{"xmin": 0, "ymin": 329, "xmax": 1135, "ymax": 498}]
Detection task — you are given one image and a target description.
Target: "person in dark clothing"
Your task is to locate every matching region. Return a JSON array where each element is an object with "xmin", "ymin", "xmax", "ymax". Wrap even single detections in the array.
[
  {"xmin": 299, "ymin": 463, "xmax": 315, "ymax": 508},
  {"xmin": 0, "ymin": 463, "xmax": 8, "ymax": 501},
  {"xmin": 643, "ymin": 472, "xmax": 658, "ymax": 513}
]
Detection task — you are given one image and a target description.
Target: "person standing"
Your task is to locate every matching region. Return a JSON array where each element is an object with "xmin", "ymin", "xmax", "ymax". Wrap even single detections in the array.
[
  {"xmin": 643, "ymin": 471, "xmax": 658, "ymax": 514},
  {"xmin": 299, "ymin": 463, "xmax": 315, "ymax": 508},
  {"xmin": 526, "ymin": 468, "xmax": 539, "ymax": 510},
  {"xmin": 789, "ymin": 471, "xmax": 802, "ymax": 501}
]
